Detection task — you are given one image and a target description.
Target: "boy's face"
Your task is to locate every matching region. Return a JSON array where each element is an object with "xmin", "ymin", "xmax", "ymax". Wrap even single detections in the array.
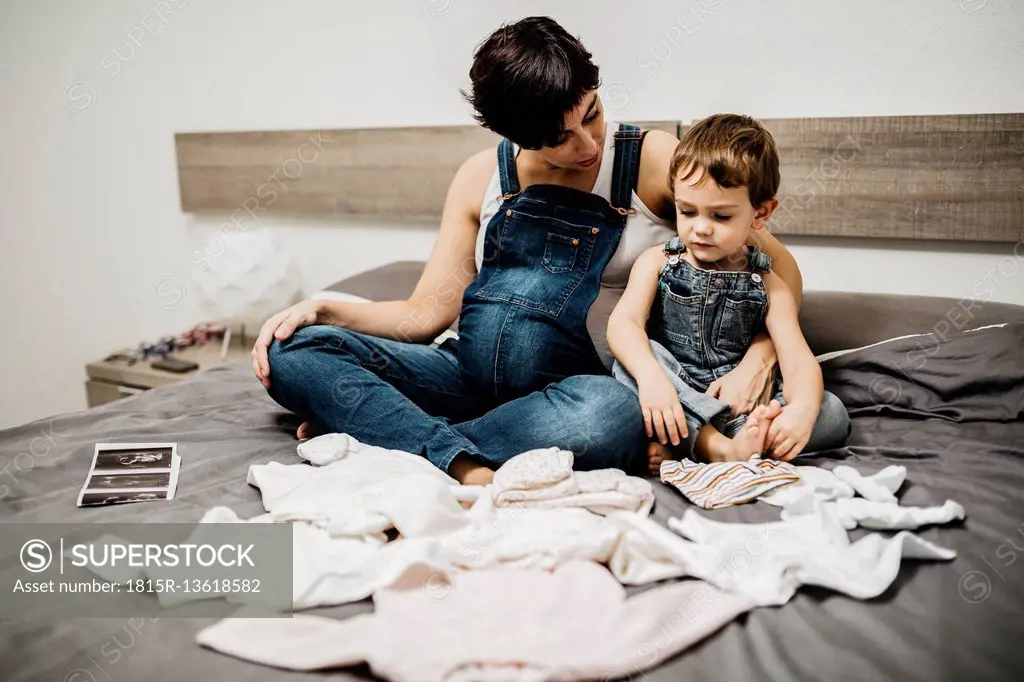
[{"xmin": 673, "ymin": 169, "xmax": 773, "ymax": 264}]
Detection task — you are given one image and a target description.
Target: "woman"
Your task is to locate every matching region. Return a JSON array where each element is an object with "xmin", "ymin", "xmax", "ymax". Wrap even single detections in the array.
[{"xmin": 251, "ymin": 16, "xmax": 802, "ymax": 485}]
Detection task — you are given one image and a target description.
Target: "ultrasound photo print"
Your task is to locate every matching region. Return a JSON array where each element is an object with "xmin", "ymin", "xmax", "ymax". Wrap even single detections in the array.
[
  {"xmin": 79, "ymin": 491, "xmax": 169, "ymax": 506},
  {"xmin": 85, "ymin": 472, "xmax": 172, "ymax": 490},
  {"xmin": 94, "ymin": 447, "xmax": 174, "ymax": 471}
]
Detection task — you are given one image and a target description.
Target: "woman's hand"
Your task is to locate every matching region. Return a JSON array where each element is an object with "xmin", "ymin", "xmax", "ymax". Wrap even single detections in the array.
[
  {"xmin": 706, "ymin": 350, "xmax": 776, "ymax": 418},
  {"xmin": 252, "ymin": 300, "xmax": 323, "ymax": 388},
  {"xmin": 638, "ymin": 375, "xmax": 689, "ymax": 446}
]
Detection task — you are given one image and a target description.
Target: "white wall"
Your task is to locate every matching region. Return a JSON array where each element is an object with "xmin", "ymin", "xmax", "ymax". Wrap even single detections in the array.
[{"xmin": 1, "ymin": 0, "xmax": 1022, "ymax": 429}]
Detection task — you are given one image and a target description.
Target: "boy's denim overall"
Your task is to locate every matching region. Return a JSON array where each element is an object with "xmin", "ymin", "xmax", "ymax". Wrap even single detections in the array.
[
  {"xmin": 612, "ymin": 237, "xmax": 850, "ymax": 458},
  {"xmin": 266, "ymin": 125, "xmax": 653, "ymax": 474}
]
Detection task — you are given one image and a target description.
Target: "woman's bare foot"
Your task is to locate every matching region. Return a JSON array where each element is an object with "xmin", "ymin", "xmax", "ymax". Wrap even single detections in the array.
[
  {"xmin": 449, "ymin": 454, "xmax": 495, "ymax": 485},
  {"xmin": 296, "ymin": 421, "xmax": 320, "ymax": 441},
  {"xmin": 726, "ymin": 405, "xmax": 771, "ymax": 461},
  {"xmin": 647, "ymin": 441, "xmax": 674, "ymax": 476}
]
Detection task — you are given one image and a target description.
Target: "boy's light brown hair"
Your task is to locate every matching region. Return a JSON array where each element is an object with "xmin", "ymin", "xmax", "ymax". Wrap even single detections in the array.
[{"xmin": 668, "ymin": 113, "xmax": 780, "ymax": 207}]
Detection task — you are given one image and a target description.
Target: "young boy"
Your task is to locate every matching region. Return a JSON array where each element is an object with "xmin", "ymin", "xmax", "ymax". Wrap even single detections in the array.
[{"xmin": 607, "ymin": 114, "xmax": 850, "ymax": 471}]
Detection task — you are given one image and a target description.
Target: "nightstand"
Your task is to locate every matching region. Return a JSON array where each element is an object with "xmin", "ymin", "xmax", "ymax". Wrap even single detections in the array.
[{"xmin": 85, "ymin": 336, "xmax": 252, "ymax": 408}]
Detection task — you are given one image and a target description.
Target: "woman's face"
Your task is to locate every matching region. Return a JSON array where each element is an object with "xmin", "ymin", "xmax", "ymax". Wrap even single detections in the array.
[{"xmin": 533, "ymin": 91, "xmax": 605, "ymax": 170}]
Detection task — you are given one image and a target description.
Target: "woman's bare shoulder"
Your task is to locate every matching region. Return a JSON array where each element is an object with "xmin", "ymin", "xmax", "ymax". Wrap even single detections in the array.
[
  {"xmin": 636, "ymin": 129, "xmax": 679, "ymax": 220},
  {"xmin": 450, "ymin": 147, "xmax": 500, "ymax": 222}
]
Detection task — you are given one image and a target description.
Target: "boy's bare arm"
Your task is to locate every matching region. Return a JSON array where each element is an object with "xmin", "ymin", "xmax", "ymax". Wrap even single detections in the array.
[
  {"xmin": 762, "ymin": 272, "xmax": 822, "ymax": 409},
  {"xmin": 606, "ymin": 246, "xmax": 668, "ymax": 384}
]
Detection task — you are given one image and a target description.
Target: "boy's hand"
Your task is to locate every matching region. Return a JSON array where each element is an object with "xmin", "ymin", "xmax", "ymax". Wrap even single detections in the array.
[
  {"xmin": 765, "ymin": 401, "xmax": 817, "ymax": 461},
  {"xmin": 638, "ymin": 375, "xmax": 689, "ymax": 446}
]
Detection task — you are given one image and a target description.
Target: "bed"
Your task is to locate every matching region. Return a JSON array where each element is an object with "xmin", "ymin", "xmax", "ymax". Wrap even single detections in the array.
[
  {"xmin": 4, "ymin": 112, "xmax": 1024, "ymax": 681},
  {"xmin": 2, "ymin": 258, "xmax": 1024, "ymax": 681}
]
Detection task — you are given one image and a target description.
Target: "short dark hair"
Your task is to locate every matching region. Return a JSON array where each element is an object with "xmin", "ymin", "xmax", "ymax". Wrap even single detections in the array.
[
  {"xmin": 669, "ymin": 114, "xmax": 781, "ymax": 207},
  {"xmin": 463, "ymin": 16, "xmax": 600, "ymax": 149}
]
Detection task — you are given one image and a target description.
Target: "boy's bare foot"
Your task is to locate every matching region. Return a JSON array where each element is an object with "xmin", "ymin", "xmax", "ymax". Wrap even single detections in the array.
[
  {"xmin": 726, "ymin": 405, "xmax": 771, "ymax": 461},
  {"xmin": 296, "ymin": 421, "xmax": 320, "ymax": 441},
  {"xmin": 449, "ymin": 454, "xmax": 495, "ymax": 485},
  {"xmin": 647, "ymin": 441, "xmax": 673, "ymax": 476},
  {"xmin": 758, "ymin": 398, "xmax": 784, "ymax": 458}
]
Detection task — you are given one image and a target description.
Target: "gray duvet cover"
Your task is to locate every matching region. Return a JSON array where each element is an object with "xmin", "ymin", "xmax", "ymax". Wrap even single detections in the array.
[{"xmin": 1, "ymin": 321, "xmax": 1022, "ymax": 682}]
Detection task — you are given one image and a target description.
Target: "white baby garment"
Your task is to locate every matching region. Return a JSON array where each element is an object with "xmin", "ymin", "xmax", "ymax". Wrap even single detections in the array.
[
  {"xmin": 666, "ymin": 506, "xmax": 956, "ymax": 605},
  {"xmin": 195, "ymin": 561, "xmax": 755, "ymax": 682},
  {"xmin": 761, "ymin": 463, "xmax": 966, "ymax": 531}
]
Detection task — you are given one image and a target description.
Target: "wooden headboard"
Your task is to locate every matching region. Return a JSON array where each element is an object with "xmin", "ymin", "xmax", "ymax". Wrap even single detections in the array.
[{"xmin": 175, "ymin": 114, "xmax": 1023, "ymax": 242}]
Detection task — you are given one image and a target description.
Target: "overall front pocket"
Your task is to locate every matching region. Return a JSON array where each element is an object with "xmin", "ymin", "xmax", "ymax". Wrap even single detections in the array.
[
  {"xmin": 713, "ymin": 297, "xmax": 766, "ymax": 353},
  {"xmin": 472, "ymin": 210, "xmax": 596, "ymax": 317},
  {"xmin": 542, "ymin": 232, "xmax": 579, "ymax": 274},
  {"xmin": 652, "ymin": 288, "xmax": 703, "ymax": 350}
]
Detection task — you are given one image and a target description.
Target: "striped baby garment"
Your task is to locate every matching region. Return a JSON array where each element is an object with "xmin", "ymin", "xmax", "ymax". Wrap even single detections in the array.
[{"xmin": 660, "ymin": 457, "xmax": 800, "ymax": 509}]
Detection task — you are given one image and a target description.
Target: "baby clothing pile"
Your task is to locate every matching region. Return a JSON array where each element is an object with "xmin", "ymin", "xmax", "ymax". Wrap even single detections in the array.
[{"xmin": 81, "ymin": 433, "xmax": 966, "ymax": 681}]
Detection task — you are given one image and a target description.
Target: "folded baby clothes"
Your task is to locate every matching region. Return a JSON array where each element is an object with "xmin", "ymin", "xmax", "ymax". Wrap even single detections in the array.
[
  {"xmin": 659, "ymin": 457, "xmax": 800, "ymax": 509},
  {"xmin": 491, "ymin": 447, "xmax": 655, "ymax": 516},
  {"xmin": 195, "ymin": 561, "xmax": 755, "ymax": 682}
]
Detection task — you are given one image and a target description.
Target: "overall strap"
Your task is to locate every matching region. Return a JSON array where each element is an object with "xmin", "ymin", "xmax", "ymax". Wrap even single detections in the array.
[
  {"xmin": 747, "ymin": 245, "xmax": 773, "ymax": 272},
  {"xmin": 609, "ymin": 123, "xmax": 647, "ymax": 215},
  {"xmin": 496, "ymin": 139, "xmax": 521, "ymax": 199}
]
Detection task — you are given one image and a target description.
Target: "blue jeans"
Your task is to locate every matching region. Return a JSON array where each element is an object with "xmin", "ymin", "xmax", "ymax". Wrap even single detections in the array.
[{"xmin": 266, "ymin": 326, "xmax": 650, "ymax": 474}]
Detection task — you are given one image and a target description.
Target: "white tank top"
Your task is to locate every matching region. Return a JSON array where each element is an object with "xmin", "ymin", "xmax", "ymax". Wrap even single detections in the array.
[{"xmin": 473, "ymin": 121, "xmax": 676, "ymax": 369}]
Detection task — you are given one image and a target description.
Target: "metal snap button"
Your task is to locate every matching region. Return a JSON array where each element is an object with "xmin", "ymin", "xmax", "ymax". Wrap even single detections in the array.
[
  {"xmin": 591, "ymin": 227, "xmax": 599, "ymax": 235},
  {"xmin": 571, "ymin": 238, "xmax": 579, "ymax": 246},
  {"xmin": 668, "ymin": 257, "xmax": 679, "ymax": 266},
  {"xmin": 751, "ymin": 273, "xmax": 762, "ymax": 283},
  {"xmin": 505, "ymin": 209, "xmax": 512, "ymax": 217},
  {"xmin": 714, "ymin": 278, "xmax": 726, "ymax": 288}
]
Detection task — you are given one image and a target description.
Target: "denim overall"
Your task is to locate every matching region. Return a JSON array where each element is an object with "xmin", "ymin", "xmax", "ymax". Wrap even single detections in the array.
[
  {"xmin": 651, "ymin": 237, "xmax": 775, "ymax": 389},
  {"xmin": 613, "ymin": 238, "xmax": 779, "ymax": 443},
  {"xmin": 458, "ymin": 124, "xmax": 647, "ymax": 403}
]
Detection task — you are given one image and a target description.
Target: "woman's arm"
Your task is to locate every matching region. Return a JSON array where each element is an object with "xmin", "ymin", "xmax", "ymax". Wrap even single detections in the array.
[
  {"xmin": 253, "ymin": 148, "xmax": 495, "ymax": 385},
  {"xmin": 750, "ymin": 229, "xmax": 802, "ymax": 310},
  {"xmin": 721, "ymin": 229, "xmax": 802, "ymax": 404},
  {"xmin": 316, "ymin": 148, "xmax": 496, "ymax": 343}
]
